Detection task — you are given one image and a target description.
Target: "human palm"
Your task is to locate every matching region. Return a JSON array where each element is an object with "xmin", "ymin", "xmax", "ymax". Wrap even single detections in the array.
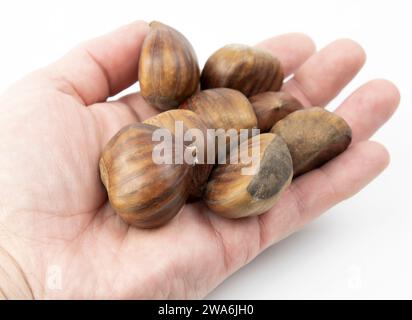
[{"xmin": 0, "ymin": 21, "xmax": 399, "ymax": 299}]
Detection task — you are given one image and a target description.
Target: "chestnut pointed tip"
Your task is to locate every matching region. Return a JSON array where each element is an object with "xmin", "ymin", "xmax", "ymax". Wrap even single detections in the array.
[
  {"xmin": 143, "ymin": 109, "xmax": 213, "ymax": 197},
  {"xmin": 249, "ymin": 91, "xmax": 304, "ymax": 132},
  {"xmin": 149, "ymin": 20, "xmax": 159, "ymax": 26}
]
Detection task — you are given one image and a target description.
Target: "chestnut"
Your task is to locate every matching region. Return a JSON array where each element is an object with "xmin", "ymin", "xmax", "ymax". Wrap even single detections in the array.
[
  {"xmin": 180, "ymin": 88, "xmax": 257, "ymax": 132},
  {"xmin": 204, "ymin": 133, "xmax": 293, "ymax": 218},
  {"xmin": 270, "ymin": 107, "xmax": 352, "ymax": 176},
  {"xmin": 143, "ymin": 109, "xmax": 214, "ymax": 198},
  {"xmin": 138, "ymin": 21, "xmax": 200, "ymax": 111},
  {"xmin": 99, "ymin": 123, "xmax": 192, "ymax": 228},
  {"xmin": 249, "ymin": 91, "xmax": 304, "ymax": 132},
  {"xmin": 200, "ymin": 44, "xmax": 283, "ymax": 97}
]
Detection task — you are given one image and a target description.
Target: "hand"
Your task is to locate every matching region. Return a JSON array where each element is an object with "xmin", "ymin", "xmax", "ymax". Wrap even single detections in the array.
[{"xmin": 0, "ymin": 21, "xmax": 399, "ymax": 299}]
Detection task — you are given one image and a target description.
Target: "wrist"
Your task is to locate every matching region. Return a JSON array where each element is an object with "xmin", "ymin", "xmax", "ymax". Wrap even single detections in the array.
[{"xmin": 0, "ymin": 245, "xmax": 34, "ymax": 300}]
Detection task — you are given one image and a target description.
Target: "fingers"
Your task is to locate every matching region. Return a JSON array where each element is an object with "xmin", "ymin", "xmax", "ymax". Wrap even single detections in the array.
[
  {"xmin": 269, "ymin": 77, "xmax": 398, "ymax": 250},
  {"xmin": 256, "ymin": 33, "xmax": 316, "ymax": 76},
  {"xmin": 258, "ymin": 140, "xmax": 390, "ymax": 250},
  {"xmin": 283, "ymin": 39, "xmax": 366, "ymax": 107},
  {"xmin": 45, "ymin": 21, "xmax": 149, "ymax": 105},
  {"xmin": 334, "ymin": 79, "xmax": 400, "ymax": 144}
]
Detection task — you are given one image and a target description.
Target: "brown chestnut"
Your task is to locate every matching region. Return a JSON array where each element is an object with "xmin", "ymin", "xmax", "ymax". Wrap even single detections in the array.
[
  {"xmin": 143, "ymin": 109, "xmax": 213, "ymax": 198},
  {"xmin": 180, "ymin": 88, "xmax": 257, "ymax": 132},
  {"xmin": 138, "ymin": 21, "xmax": 200, "ymax": 111},
  {"xmin": 99, "ymin": 123, "xmax": 192, "ymax": 228},
  {"xmin": 180, "ymin": 88, "xmax": 258, "ymax": 160},
  {"xmin": 200, "ymin": 44, "xmax": 283, "ymax": 97},
  {"xmin": 249, "ymin": 91, "xmax": 304, "ymax": 132},
  {"xmin": 204, "ymin": 133, "xmax": 293, "ymax": 218},
  {"xmin": 270, "ymin": 107, "xmax": 352, "ymax": 177}
]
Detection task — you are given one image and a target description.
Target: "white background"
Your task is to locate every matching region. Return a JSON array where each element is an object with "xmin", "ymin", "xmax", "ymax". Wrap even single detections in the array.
[{"xmin": 0, "ymin": 0, "xmax": 410, "ymax": 299}]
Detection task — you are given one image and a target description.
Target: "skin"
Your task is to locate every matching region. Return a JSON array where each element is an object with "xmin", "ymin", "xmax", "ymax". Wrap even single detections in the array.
[{"xmin": 0, "ymin": 21, "xmax": 400, "ymax": 299}]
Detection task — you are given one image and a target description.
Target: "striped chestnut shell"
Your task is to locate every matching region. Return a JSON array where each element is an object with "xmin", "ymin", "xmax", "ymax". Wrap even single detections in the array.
[
  {"xmin": 249, "ymin": 91, "xmax": 304, "ymax": 132},
  {"xmin": 200, "ymin": 44, "xmax": 283, "ymax": 97},
  {"xmin": 144, "ymin": 109, "xmax": 214, "ymax": 198},
  {"xmin": 99, "ymin": 123, "xmax": 192, "ymax": 228},
  {"xmin": 180, "ymin": 88, "xmax": 258, "ymax": 132},
  {"xmin": 138, "ymin": 21, "xmax": 200, "ymax": 111},
  {"xmin": 204, "ymin": 133, "xmax": 293, "ymax": 218},
  {"xmin": 180, "ymin": 88, "xmax": 258, "ymax": 161}
]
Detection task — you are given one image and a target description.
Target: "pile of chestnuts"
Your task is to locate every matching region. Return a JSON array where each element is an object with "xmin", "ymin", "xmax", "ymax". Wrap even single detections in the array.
[{"xmin": 99, "ymin": 21, "xmax": 352, "ymax": 228}]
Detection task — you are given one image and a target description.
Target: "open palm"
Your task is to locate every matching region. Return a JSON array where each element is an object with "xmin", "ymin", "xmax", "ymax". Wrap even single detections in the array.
[{"xmin": 0, "ymin": 21, "xmax": 399, "ymax": 299}]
